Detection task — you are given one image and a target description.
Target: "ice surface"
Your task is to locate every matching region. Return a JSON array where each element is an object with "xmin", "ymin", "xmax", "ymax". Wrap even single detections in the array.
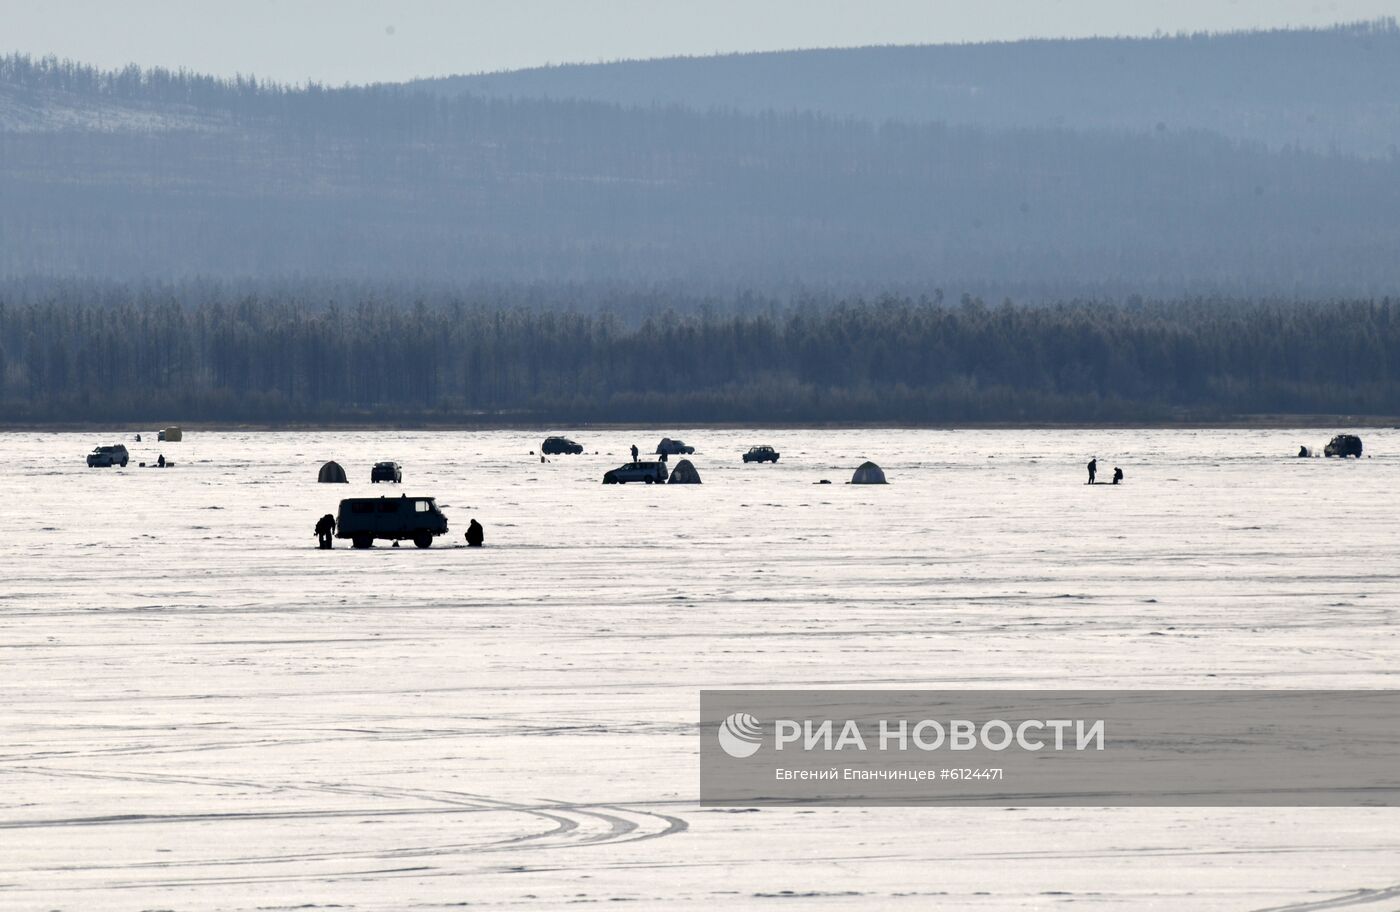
[{"xmin": 2, "ymin": 428, "xmax": 1398, "ymax": 909}]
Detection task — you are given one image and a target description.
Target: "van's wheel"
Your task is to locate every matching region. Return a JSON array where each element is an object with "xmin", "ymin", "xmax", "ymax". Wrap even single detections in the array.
[
  {"xmin": 413, "ymin": 534, "xmax": 432, "ymax": 549},
  {"xmin": 353, "ymin": 535, "xmax": 373, "ymax": 549},
  {"xmin": 120, "ymin": 458, "xmax": 128, "ymax": 467}
]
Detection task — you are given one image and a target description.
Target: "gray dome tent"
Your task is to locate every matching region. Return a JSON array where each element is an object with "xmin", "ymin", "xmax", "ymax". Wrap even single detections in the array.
[
  {"xmin": 850, "ymin": 461, "xmax": 887, "ymax": 484},
  {"xmin": 318, "ymin": 460, "xmax": 348, "ymax": 483},
  {"xmin": 668, "ymin": 459, "xmax": 702, "ymax": 484}
]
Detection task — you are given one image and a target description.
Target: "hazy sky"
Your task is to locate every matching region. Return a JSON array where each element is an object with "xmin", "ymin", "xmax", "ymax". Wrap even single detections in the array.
[{"xmin": 5, "ymin": 0, "xmax": 1395, "ymax": 84}]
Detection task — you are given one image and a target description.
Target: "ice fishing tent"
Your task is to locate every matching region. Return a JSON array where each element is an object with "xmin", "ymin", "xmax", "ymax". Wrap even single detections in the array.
[
  {"xmin": 850, "ymin": 461, "xmax": 887, "ymax": 484},
  {"xmin": 158, "ymin": 426, "xmax": 183, "ymax": 442},
  {"xmin": 318, "ymin": 460, "xmax": 348, "ymax": 483},
  {"xmin": 668, "ymin": 459, "xmax": 702, "ymax": 484}
]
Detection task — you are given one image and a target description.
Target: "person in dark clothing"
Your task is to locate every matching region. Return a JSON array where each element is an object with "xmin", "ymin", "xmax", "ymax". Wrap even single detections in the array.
[
  {"xmin": 631, "ymin": 444, "xmax": 639, "ymax": 463},
  {"xmin": 1087, "ymin": 457, "xmax": 1097, "ymax": 484},
  {"xmin": 465, "ymin": 518, "xmax": 484, "ymax": 547},
  {"xmin": 1112, "ymin": 466, "xmax": 1123, "ymax": 485},
  {"xmin": 659, "ymin": 451, "xmax": 668, "ymax": 464},
  {"xmin": 157, "ymin": 453, "xmax": 166, "ymax": 468},
  {"xmin": 315, "ymin": 513, "xmax": 336, "ymax": 549}
]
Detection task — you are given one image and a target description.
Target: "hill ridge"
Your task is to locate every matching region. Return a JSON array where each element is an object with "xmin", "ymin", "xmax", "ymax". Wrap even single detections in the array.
[{"xmin": 409, "ymin": 19, "xmax": 1400, "ymax": 158}]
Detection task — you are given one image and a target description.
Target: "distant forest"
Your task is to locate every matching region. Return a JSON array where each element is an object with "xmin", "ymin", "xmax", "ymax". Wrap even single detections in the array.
[
  {"xmin": 4, "ymin": 43, "xmax": 1400, "ymax": 295},
  {"xmin": 5, "ymin": 31, "xmax": 1400, "ymax": 425},
  {"xmin": 420, "ymin": 20, "xmax": 1400, "ymax": 158},
  {"xmin": 3, "ymin": 287, "xmax": 1398, "ymax": 424}
]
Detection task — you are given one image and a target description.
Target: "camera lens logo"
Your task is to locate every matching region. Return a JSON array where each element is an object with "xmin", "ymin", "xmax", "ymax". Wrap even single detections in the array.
[{"xmin": 717, "ymin": 712, "xmax": 764, "ymax": 758}]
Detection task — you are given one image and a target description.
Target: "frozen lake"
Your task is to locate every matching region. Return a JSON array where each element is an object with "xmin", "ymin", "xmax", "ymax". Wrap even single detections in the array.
[{"xmin": 3, "ymin": 428, "xmax": 1399, "ymax": 910}]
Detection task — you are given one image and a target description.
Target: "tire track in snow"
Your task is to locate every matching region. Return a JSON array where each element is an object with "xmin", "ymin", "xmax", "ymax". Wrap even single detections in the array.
[
  {"xmin": 1251, "ymin": 885, "xmax": 1400, "ymax": 911},
  {"xmin": 3, "ymin": 764, "xmax": 686, "ymax": 882}
]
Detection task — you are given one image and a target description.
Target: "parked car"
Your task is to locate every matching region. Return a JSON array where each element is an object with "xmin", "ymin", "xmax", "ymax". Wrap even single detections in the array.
[
  {"xmin": 1324, "ymin": 434, "xmax": 1363, "ymax": 458},
  {"xmin": 743, "ymin": 445, "xmax": 780, "ymax": 463},
  {"xmin": 336, "ymin": 495, "xmax": 448, "ymax": 549},
  {"xmin": 541, "ymin": 436, "xmax": 584, "ymax": 455},
  {"xmin": 655, "ymin": 437, "xmax": 695, "ymax": 456},
  {"xmin": 371, "ymin": 461, "xmax": 402, "ymax": 483},
  {"xmin": 603, "ymin": 461, "xmax": 669, "ymax": 484},
  {"xmin": 87, "ymin": 444, "xmax": 129, "ymax": 467}
]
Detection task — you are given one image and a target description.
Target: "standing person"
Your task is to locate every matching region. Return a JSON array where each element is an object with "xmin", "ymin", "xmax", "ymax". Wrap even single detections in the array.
[
  {"xmin": 465, "ymin": 518, "xmax": 484, "ymax": 547},
  {"xmin": 1087, "ymin": 457, "xmax": 1097, "ymax": 485},
  {"xmin": 631, "ymin": 444, "xmax": 639, "ymax": 463},
  {"xmin": 1112, "ymin": 466, "xmax": 1124, "ymax": 485},
  {"xmin": 315, "ymin": 513, "xmax": 336, "ymax": 549}
]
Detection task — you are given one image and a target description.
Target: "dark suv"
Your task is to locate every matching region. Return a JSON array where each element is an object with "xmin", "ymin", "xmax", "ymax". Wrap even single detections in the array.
[
  {"xmin": 542, "ymin": 436, "xmax": 584, "ymax": 455},
  {"xmin": 1324, "ymin": 434, "xmax": 1363, "ymax": 458},
  {"xmin": 656, "ymin": 437, "xmax": 695, "ymax": 456},
  {"xmin": 743, "ymin": 445, "xmax": 780, "ymax": 463},
  {"xmin": 371, "ymin": 461, "xmax": 402, "ymax": 483},
  {"xmin": 602, "ymin": 461, "xmax": 669, "ymax": 484}
]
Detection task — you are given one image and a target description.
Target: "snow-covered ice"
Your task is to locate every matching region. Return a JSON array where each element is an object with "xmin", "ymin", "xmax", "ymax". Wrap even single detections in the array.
[{"xmin": 2, "ymin": 428, "xmax": 1398, "ymax": 909}]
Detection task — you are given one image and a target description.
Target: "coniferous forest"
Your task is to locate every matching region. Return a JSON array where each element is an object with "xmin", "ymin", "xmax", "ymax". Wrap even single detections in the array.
[
  {"xmin": 4, "ymin": 28, "xmax": 1400, "ymax": 425},
  {"xmin": 2, "ymin": 285, "xmax": 1397, "ymax": 424}
]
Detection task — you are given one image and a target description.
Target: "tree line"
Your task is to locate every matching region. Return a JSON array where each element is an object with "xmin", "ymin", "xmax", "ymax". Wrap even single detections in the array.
[{"xmin": 2, "ymin": 288, "xmax": 1398, "ymax": 424}]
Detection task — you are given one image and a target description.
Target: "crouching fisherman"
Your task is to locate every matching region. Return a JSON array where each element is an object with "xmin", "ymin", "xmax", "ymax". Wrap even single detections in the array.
[
  {"xmin": 465, "ymin": 518, "xmax": 484, "ymax": 547},
  {"xmin": 315, "ymin": 513, "xmax": 336, "ymax": 549},
  {"xmin": 1112, "ymin": 466, "xmax": 1124, "ymax": 485}
]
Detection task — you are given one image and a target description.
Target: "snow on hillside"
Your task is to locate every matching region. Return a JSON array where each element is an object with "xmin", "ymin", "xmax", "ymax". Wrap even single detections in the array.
[{"xmin": 0, "ymin": 84, "xmax": 227, "ymax": 133}]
